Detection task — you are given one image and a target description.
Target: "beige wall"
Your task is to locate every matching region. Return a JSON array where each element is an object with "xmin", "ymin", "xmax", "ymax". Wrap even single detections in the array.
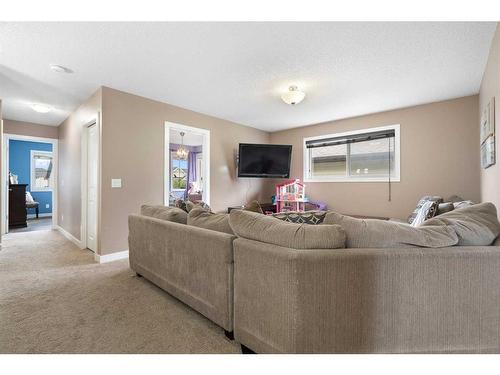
[
  {"xmin": 100, "ymin": 87, "xmax": 271, "ymax": 254},
  {"xmin": 58, "ymin": 88, "xmax": 102, "ymax": 240},
  {"xmin": 0, "ymin": 99, "xmax": 2, "ymax": 244},
  {"xmin": 270, "ymin": 96, "xmax": 480, "ymax": 219},
  {"xmin": 58, "ymin": 86, "xmax": 481, "ymax": 256},
  {"xmin": 3, "ymin": 119, "xmax": 58, "ymax": 139},
  {"xmin": 480, "ymin": 23, "xmax": 500, "ymax": 213}
]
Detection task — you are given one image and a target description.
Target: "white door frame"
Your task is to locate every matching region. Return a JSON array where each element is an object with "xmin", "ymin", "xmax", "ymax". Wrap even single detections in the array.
[
  {"xmin": 1, "ymin": 133, "xmax": 58, "ymax": 234},
  {"xmin": 81, "ymin": 114, "xmax": 101, "ymax": 252},
  {"xmin": 164, "ymin": 122, "xmax": 210, "ymax": 206}
]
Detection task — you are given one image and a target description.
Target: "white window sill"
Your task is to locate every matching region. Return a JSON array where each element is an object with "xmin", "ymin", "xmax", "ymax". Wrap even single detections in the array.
[
  {"xmin": 30, "ymin": 189, "xmax": 53, "ymax": 192},
  {"xmin": 304, "ymin": 177, "xmax": 400, "ymax": 183}
]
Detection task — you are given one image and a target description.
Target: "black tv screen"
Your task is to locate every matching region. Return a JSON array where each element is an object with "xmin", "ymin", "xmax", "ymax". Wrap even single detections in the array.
[{"xmin": 238, "ymin": 143, "xmax": 292, "ymax": 178}]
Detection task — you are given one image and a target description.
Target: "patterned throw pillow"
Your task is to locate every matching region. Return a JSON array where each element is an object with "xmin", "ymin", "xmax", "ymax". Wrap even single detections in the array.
[
  {"xmin": 411, "ymin": 200, "xmax": 441, "ymax": 227},
  {"xmin": 174, "ymin": 199, "xmax": 189, "ymax": 212},
  {"xmin": 407, "ymin": 196, "xmax": 443, "ymax": 225},
  {"xmin": 272, "ymin": 210, "xmax": 327, "ymax": 225}
]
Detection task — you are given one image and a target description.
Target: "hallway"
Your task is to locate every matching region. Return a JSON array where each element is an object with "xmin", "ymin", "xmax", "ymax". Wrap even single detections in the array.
[{"xmin": 0, "ymin": 230, "xmax": 239, "ymax": 353}]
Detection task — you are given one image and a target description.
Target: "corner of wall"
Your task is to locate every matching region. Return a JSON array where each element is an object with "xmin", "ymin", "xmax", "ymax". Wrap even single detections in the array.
[{"xmin": 479, "ymin": 23, "xmax": 500, "ymax": 212}]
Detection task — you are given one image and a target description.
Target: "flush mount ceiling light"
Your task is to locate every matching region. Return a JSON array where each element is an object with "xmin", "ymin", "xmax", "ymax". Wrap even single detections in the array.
[
  {"xmin": 281, "ymin": 85, "xmax": 306, "ymax": 105},
  {"xmin": 31, "ymin": 103, "xmax": 53, "ymax": 113},
  {"xmin": 49, "ymin": 64, "xmax": 73, "ymax": 73},
  {"xmin": 176, "ymin": 131, "xmax": 189, "ymax": 160}
]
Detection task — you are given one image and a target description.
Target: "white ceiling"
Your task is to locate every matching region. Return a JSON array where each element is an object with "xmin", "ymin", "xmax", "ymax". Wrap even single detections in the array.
[
  {"xmin": 0, "ymin": 22, "xmax": 496, "ymax": 131},
  {"xmin": 169, "ymin": 129, "xmax": 203, "ymax": 146}
]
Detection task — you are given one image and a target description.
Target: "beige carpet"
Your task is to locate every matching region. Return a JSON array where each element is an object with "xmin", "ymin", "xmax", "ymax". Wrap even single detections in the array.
[{"xmin": 0, "ymin": 230, "xmax": 240, "ymax": 353}]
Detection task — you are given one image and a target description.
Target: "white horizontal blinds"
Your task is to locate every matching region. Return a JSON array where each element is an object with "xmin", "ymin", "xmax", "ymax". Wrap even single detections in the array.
[
  {"xmin": 306, "ymin": 128, "xmax": 395, "ymax": 201},
  {"xmin": 305, "ymin": 129, "xmax": 395, "ymax": 149}
]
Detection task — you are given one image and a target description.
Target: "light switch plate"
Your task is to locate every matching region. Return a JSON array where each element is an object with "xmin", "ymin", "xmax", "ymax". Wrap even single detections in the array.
[{"xmin": 111, "ymin": 178, "xmax": 122, "ymax": 188}]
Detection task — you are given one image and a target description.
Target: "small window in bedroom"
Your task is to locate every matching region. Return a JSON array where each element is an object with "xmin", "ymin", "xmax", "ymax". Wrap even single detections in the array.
[
  {"xmin": 303, "ymin": 125, "xmax": 400, "ymax": 182},
  {"xmin": 31, "ymin": 150, "xmax": 54, "ymax": 191},
  {"xmin": 170, "ymin": 151, "xmax": 188, "ymax": 191}
]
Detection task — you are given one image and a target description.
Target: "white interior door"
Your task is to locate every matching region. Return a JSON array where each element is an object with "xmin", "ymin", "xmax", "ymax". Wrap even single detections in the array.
[{"xmin": 86, "ymin": 124, "xmax": 98, "ymax": 252}]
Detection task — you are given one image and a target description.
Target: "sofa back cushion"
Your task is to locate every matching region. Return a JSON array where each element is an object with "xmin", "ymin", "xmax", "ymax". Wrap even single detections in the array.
[
  {"xmin": 229, "ymin": 209, "xmax": 345, "ymax": 249},
  {"xmin": 422, "ymin": 202, "xmax": 500, "ymax": 246},
  {"xmin": 188, "ymin": 207, "xmax": 234, "ymax": 235},
  {"xmin": 140, "ymin": 205, "xmax": 187, "ymax": 224},
  {"xmin": 324, "ymin": 211, "xmax": 458, "ymax": 248}
]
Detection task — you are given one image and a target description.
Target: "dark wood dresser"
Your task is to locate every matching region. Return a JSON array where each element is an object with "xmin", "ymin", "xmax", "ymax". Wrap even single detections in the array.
[{"xmin": 9, "ymin": 184, "xmax": 28, "ymax": 229}]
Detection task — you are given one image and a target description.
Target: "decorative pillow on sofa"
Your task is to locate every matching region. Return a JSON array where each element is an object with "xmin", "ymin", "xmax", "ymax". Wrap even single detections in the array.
[
  {"xmin": 141, "ymin": 205, "xmax": 187, "ymax": 224},
  {"xmin": 411, "ymin": 200, "xmax": 442, "ymax": 227},
  {"xmin": 436, "ymin": 202, "xmax": 455, "ymax": 216},
  {"xmin": 323, "ymin": 211, "xmax": 458, "ymax": 248},
  {"xmin": 407, "ymin": 196, "xmax": 443, "ymax": 225},
  {"xmin": 175, "ymin": 199, "xmax": 211, "ymax": 213},
  {"xmin": 243, "ymin": 200, "xmax": 264, "ymax": 214},
  {"xmin": 229, "ymin": 210, "xmax": 345, "ymax": 249},
  {"xmin": 272, "ymin": 210, "xmax": 327, "ymax": 225},
  {"xmin": 422, "ymin": 202, "xmax": 500, "ymax": 246},
  {"xmin": 187, "ymin": 207, "xmax": 234, "ymax": 235}
]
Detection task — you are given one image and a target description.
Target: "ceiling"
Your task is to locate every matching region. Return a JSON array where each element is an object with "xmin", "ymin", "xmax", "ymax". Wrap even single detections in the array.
[
  {"xmin": 169, "ymin": 129, "xmax": 203, "ymax": 146},
  {"xmin": 0, "ymin": 22, "xmax": 496, "ymax": 131}
]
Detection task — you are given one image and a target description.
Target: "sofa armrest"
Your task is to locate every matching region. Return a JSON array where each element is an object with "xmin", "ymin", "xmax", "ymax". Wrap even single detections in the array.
[
  {"xmin": 234, "ymin": 238, "xmax": 500, "ymax": 353},
  {"xmin": 128, "ymin": 214, "xmax": 235, "ymax": 330}
]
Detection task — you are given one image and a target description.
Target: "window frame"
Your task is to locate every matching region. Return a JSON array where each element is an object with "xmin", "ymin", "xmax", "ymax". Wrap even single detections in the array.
[
  {"xmin": 30, "ymin": 150, "xmax": 54, "ymax": 192},
  {"xmin": 170, "ymin": 151, "xmax": 188, "ymax": 192},
  {"xmin": 303, "ymin": 124, "xmax": 401, "ymax": 183}
]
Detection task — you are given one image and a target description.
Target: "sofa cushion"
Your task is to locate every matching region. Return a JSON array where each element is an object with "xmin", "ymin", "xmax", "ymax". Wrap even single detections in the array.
[
  {"xmin": 188, "ymin": 207, "xmax": 234, "ymax": 235},
  {"xmin": 140, "ymin": 205, "xmax": 187, "ymax": 224},
  {"xmin": 453, "ymin": 200, "xmax": 474, "ymax": 210},
  {"xmin": 422, "ymin": 202, "xmax": 500, "ymax": 246},
  {"xmin": 272, "ymin": 210, "xmax": 327, "ymax": 225},
  {"xmin": 407, "ymin": 196, "xmax": 443, "ymax": 225},
  {"xmin": 494, "ymin": 236, "xmax": 500, "ymax": 246},
  {"xmin": 229, "ymin": 209, "xmax": 345, "ymax": 249},
  {"xmin": 324, "ymin": 211, "xmax": 458, "ymax": 248}
]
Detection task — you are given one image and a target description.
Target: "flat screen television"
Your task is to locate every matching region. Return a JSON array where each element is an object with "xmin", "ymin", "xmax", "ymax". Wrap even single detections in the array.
[{"xmin": 238, "ymin": 143, "xmax": 292, "ymax": 178}]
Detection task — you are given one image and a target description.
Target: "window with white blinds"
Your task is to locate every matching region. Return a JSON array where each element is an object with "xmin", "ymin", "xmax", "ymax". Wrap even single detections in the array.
[
  {"xmin": 30, "ymin": 150, "xmax": 54, "ymax": 191},
  {"xmin": 303, "ymin": 125, "xmax": 400, "ymax": 182}
]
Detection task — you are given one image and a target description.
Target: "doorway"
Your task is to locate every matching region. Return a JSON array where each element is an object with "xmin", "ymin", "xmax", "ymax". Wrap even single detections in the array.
[
  {"xmin": 86, "ymin": 123, "xmax": 98, "ymax": 252},
  {"xmin": 2, "ymin": 134, "xmax": 58, "ymax": 234},
  {"xmin": 164, "ymin": 122, "xmax": 210, "ymax": 206}
]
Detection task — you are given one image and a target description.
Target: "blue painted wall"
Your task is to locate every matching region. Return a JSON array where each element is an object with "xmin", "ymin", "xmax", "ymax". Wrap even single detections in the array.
[{"xmin": 9, "ymin": 140, "xmax": 53, "ymax": 215}]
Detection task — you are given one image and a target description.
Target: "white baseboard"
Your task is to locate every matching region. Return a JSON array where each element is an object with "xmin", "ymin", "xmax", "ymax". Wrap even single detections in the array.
[
  {"xmin": 55, "ymin": 225, "xmax": 84, "ymax": 249},
  {"xmin": 94, "ymin": 250, "xmax": 129, "ymax": 264},
  {"xmin": 27, "ymin": 213, "xmax": 52, "ymax": 219}
]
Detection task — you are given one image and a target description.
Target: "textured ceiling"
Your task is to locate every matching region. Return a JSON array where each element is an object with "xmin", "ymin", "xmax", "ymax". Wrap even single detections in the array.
[
  {"xmin": 0, "ymin": 22, "xmax": 496, "ymax": 131},
  {"xmin": 169, "ymin": 130, "xmax": 203, "ymax": 146}
]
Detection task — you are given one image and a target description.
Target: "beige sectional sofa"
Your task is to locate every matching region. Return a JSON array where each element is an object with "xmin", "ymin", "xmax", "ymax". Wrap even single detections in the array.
[
  {"xmin": 128, "ymin": 203, "xmax": 500, "ymax": 353},
  {"xmin": 233, "ymin": 240, "xmax": 500, "ymax": 353},
  {"xmin": 128, "ymin": 211, "xmax": 235, "ymax": 334}
]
